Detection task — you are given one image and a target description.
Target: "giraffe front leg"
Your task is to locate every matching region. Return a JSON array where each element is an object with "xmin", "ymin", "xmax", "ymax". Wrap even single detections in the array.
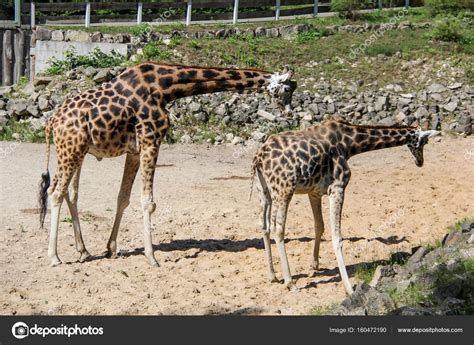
[
  {"xmin": 328, "ymin": 184, "xmax": 353, "ymax": 295},
  {"xmin": 309, "ymin": 193, "xmax": 324, "ymax": 271},
  {"xmin": 106, "ymin": 153, "xmax": 140, "ymax": 259},
  {"xmin": 65, "ymin": 164, "xmax": 91, "ymax": 263},
  {"xmin": 139, "ymin": 145, "xmax": 160, "ymax": 267}
]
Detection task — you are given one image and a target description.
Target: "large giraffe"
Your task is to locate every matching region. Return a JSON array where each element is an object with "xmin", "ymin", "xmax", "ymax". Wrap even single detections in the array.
[
  {"xmin": 250, "ymin": 118, "xmax": 439, "ymax": 294},
  {"xmin": 38, "ymin": 62, "xmax": 296, "ymax": 267}
]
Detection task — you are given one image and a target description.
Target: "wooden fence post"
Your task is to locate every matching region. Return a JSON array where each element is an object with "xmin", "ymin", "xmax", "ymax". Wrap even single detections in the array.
[
  {"xmin": 13, "ymin": 30, "xmax": 25, "ymax": 84},
  {"xmin": 2, "ymin": 30, "xmax": 13, "ymax": 86},
  {"xmin": 233, "ymin": 0, "xmax": 239, "ymax": 25},
  {"xmin": 85, "ymin": 2, "xmax": 91, "ymax": 28},
  {"xmin": 137, "ymin": 2, "xmax": 143, "ymax": 25},
  {"xmin": 275, "ymin": 0, "xmax": 280, "ymax": 21},
  {"xmin": 30, "ymin": 1, "xmax": 36, "ymax": 29},
  {"xmin": 14, "ymin": 0, "xmax": 21, "ymax": 26},
  {"xmin": 313, "ymin": 0, "xmax": 319, "ymax": 16},
  {"xmin": 186, "ymin": 0, "xmax": 192, "ymax": 26}
]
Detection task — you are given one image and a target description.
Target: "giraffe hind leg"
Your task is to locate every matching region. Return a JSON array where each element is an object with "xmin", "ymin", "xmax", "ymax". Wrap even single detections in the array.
[
  {"xmin": 256, "ymin": 170, "xmax": 277, "ymax": 283},
  {"xmin": 48, "ymin": 155, "xmax": 85, "ymax": 266},
  {"xmin": 106, "ymin": 153, "xmax": 140, "ymax": 258},
  {"xmin": 309, "ymin": 192, "xmax": 324, "ymax": 271},
  {"xmin": 64, "ymin": 163, "xmax": 91, "ymax": 263}
]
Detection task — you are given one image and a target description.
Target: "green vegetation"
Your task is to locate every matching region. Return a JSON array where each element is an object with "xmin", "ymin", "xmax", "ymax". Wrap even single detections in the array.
[
  {"xmin": 389, "ymin": 283, "xmax": 429, "ymax": 307},
  {"xmin": 141, "ymin": 42, "xmax": 172, "ymax": 61},
  {"xmin": 425, "ymin": 0, "xmax": 473, "ymax": 15},
  {"xmin": 0, "ymin": 120, "xmax": 45, "ymax": 143},
  {"xmin": 309, "ymin": 304, "xmax": 337, "ymax": 315},
  {"xmin": 45, "ymin": 48, "xmax": 127, "ymax": 75},
  {"xmin": 331, "ymin": 0, "xmax": 376, "ymax": 19},
  {"xmin": 295, "ymin": 30, "xmax": 323, "ymax": 44},
  {"xmin": 428, "ymin": 14, "xmax": 470, "ymax": 42},
  {"xmin": 447, "ymin": 217, "xmax": 474, "ymax": 232},
  {"xmin": 354, "ymin": 263, "xmax": 378, "ymax": 284}
]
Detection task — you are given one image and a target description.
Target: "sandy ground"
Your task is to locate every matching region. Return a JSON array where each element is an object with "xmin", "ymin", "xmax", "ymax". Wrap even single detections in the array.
[{"xmin": 0, "ymin": 137, "xmax": 473, "ymax": 315}]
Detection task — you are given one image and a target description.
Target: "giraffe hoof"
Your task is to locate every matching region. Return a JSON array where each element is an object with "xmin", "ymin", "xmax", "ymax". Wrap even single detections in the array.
[
  {"xmin": 269, "ymin": 276, "xmax": 279, "ymax": 283},
  {"xmin": 105, "ymin": 250, "xmax": 117, "ymax": 259},
  {"xmin": 286, "ymin": 281, "xmax": 299, "ymax": 292},
  {"xmin": 78, "ymin": 251, "xmax": 92, "ymax": 263},
  {"xmin": 50, "ymin": 257, "xmax": 62, "ymax": 267}
]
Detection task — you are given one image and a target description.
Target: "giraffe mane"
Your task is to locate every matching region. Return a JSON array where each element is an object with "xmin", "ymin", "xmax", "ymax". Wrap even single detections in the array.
[
  {"xmin": 324, "ymin": 117, "xmax": 416, "ymax": 130},
  {"xmin": 140, "ymin": 61, "xmax": 271, "ymax": 74}
]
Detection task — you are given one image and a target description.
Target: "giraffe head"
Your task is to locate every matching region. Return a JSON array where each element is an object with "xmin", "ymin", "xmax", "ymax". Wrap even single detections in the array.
[
  {"xmin": 266, "ymin": 65, "xmax": 297, "ymax": 112},
  {"xmin": 407, "ymin": 129, "xmax": 440, "ymax": 167}
]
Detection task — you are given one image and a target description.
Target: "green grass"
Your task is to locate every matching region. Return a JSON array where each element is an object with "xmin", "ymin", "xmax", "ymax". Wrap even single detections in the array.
[
  {"xmin": 309, "ymin": 304, "xmax": 337, "ymax": 315},
  {"xmin": 354, "ymin": 263, "xmax": 378, "ymax": 284},
  {"xmin": 447, "ymin": 217, "xmax": 474, "ymax": 232},
  {"xmin": 0, "ymin": 120, "xmax": 45, "ymax": 143},
  {"xmin": 389, "ymin": 283, "xmax": 430, "ymax": 308}
]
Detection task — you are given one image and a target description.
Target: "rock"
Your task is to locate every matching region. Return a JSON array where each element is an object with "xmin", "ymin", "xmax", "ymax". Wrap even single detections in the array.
[
  {"xmin": 188, "ymin": 101, "xmax": 201, "ymax": 113},
  {"xmin": 90, "ymin": 32, "xmax": 102, "ymax": 42},
  {"xmin": 442, "ymin": 230, "xmax": 463, "ymax": 247},
  {"xmin": 461, "ymin": 221, "xmax": 474, "ymax": 233},
  {"xmin": 257, "ymin": 109, "xmax": 276, "ymax": 121},
  {"xmin": 21, "ymin": 83, "xmax": 35, "ymax": 97},
  {"xmin": 51, "ymin": 30, "xmax": 64, "ymax": 41},
  {"xmin": 6, "ymin": 99, "xmax": 28, "ymax": 117},
  {"xmin": 0, "ymin": 111, "xmax": 7, "ymax": 126},
  {"xmin": 194, "ymin": 111, "xmax": 208, "ymax": 122},
  {"xmin": 406, "ymin": 247, "xmax": 427, "ymax": 266},
  {"xmin": 428, "ymin": 83, "xmax": 447, "ymax": 93},
  {"xmin": 33, "ymin": 76, "xmax": 53, "ymax": 87},
  {"xmin": 378, "ymin": 117, "xmax": 395, "ymax": 126},
  {"xmin": 369, "ymin": 265, "xmax": 394, "ymax": 287},
  {"xmin": 36, "ymin": 27, "xmax": 51, "ymax": 41},
  {"xmin": 231, "ymin": 136, "xmax": 244, "ymax": 145},
  {"xmin": 395, "ymin": 111, "xmax": 406, "ymax": 123},
  {"xmin": 308, "ymin": 103, "xmax": 319, "ymax": 115},
  {"xmin": 180, "ymin": 134, "xmax": 192, "ymax": 144},
  {"xmin": 93, "ymin": 69, "xmax": 110, "ymax": 83},
  {"xmin": 221, "ymin": 116, "xmax": 231, "ymax": 126},
  {"xmin": 252, "ymin": 131, "xmax": 267, "ymax": 143},
  {"xmin": 443, "ymin": 101, "xmax": 458, "ymax": 113},
  {"xmin": 214, "ymin": 104, "xmax": 227, "ymax": 117},
  {"xmin": 26, "ymin": 104, "xmax": 39, "ymax": 117},
  {"xmin": 374, "ymin": 96, "xmax": 388, "ymax": 111},
  {"xmin": 298, "ymin": 111, "xmax": 313, "ymax": 121},
  {"xmin": 38, "ymin": 96, "xmax": 49, "ymax": 111},
  {"xmin": 65, "ymin": 30, "xmax": 90, "ymax": 42},
  {"xmin": 455, "ymin": 116, "xmax": 472, "ymax": 135},
  {"xmin": 341, "ymin": 284, "xmax": 395, "ymax": 315},
  {"xmin": 84, "ymin": 66, "xmax": 97, "ymax": 78},
  {"xmin": 414, "ymin": 106, "xmax": 429, "ymax": 119},
  {"xmin": 225, "ymin": 133, "xmax": 234, "ymax": 142},
  {"xmin": 448, "ymin": 82, "xmax": 462, "ymax": 90}
]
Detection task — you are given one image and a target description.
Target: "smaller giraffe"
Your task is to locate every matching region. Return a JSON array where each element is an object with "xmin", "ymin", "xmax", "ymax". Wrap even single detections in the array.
[{"xmin": 250, "ymin": 118, "xmax": 439, "ymax": 294}]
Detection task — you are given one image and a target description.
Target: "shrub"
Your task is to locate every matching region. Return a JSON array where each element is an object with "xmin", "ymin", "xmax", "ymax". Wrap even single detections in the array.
[
  {"xmin": 331, "ymin": 0, "xmax": 376, "ymax": 18},
  {"xmin": 296, "ymin": 30, "xmax": 322, "ymax": 44},
  {"xmin": 141, "ymin": 42, "xmax": 172, "ymax": 61},
  {"xmin": 429, "ymin": 14, "xmax": 466, "ymax": 42},
  {"xmin": 46, "ymin": 48, "xmax": 126, "ymax": 75},
  {"xmin": 425, "ymin": 0, "xmax": 473, "ymax": 16}
]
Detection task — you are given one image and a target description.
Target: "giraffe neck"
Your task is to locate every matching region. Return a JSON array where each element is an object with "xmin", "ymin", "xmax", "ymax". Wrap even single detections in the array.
[
  {"xmin": 340, "ymin": 123, "xmax": 417, "ymax": 157},
  {"xmin": 135, "ymin": 63, "xmax": 274, "ymax": 104}
]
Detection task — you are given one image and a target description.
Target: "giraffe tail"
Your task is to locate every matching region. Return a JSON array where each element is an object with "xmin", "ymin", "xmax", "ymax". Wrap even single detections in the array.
[
  {"xmin": 39, "ymin": 119, "xmax": 52, "ymax": 228},
  {"xmin": 248, "ymin": 157, "xmax": 258, "ymax": 201}
]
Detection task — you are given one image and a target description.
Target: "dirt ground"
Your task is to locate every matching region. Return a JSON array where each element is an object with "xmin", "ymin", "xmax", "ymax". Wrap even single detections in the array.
[{"xmin": 0, "ymin": 136, "xmax": 472, "ymax": 315}]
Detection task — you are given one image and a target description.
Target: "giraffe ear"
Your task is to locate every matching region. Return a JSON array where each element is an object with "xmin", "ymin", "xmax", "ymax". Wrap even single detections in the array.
[
  {"xmin": 419, "ymin": 130, "xmax": 440, "ymax": 139},
  {"xmin": 281, "ymin": 65, "xmax": 293, "ymax": 80}
]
